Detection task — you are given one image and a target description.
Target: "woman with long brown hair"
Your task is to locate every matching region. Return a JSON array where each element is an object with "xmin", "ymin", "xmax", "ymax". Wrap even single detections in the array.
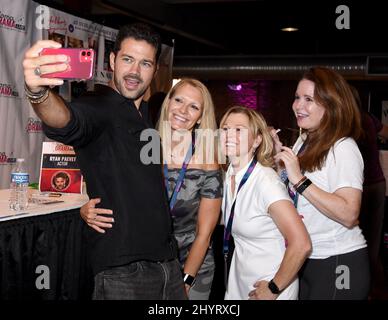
[{"xmin": 273, "ymin": 67, "xmax": 370, "ymax": 299}]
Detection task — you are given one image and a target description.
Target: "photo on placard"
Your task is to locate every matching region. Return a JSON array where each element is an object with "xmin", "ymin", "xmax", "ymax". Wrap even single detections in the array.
[
  {"xmin": 67, "ymin": 36, "xmax": 84, "ymax": 48},
  {"xmin": 48, "ymin": 31, "xmax": 65, "ymax": 47},
  {"xmin": 51, "ymin": 171, "xmax": 71, "ymax": 191}
]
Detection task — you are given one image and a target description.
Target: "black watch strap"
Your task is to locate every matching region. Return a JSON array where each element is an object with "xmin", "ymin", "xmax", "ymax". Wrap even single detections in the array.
[
  {"xmin": 183, "ymin": 273, "xmax": 196, "ymax": 286},
  {"xmin": 268, "ymin": 279, "xmax": 281, "ymax": 294},
  {"xmin": 296, "ymin": 178, "xmax": 312, "ymax": 194}
]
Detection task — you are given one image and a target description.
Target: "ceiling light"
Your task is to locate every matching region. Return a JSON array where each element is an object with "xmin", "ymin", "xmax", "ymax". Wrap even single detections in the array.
[
  {"xmin": 281, "ymin": 27, "xmax": 299, "ymax": 32},
  {"xmin": 228, "ymin": 84, "xmax": 242, "ymax": 91}
]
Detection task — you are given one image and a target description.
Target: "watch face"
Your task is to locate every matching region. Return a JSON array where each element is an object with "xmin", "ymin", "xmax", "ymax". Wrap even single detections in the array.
[{"xmin": 184, "ymin": 274, "xmax": 196, "ymax": 286}]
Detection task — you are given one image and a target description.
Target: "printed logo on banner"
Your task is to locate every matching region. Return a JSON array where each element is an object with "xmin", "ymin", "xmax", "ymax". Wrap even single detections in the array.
[
  {"xmin": 49, "ymin": 15, "xmax": 66, "ymax": 32},
  {"xmin": 72, "ymin": 19, "xmax": 95, "ymax": 34},
  {"xmin": 0, "ymin": 83, "xmax": 19, "ymax": 98},
  {"xmin": 0, "ymin": 10, "xmax": 26, "ymax": 32},
  {"xmin": 26, "ymin": 118, "xmax": 43, "ymax": 134},
  {"xmin": 0, "ymin": 152, "xmax": 17, "ymax": 165}
]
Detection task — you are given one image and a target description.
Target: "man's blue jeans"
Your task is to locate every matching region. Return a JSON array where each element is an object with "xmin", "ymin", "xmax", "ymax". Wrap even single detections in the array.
[{"xmin": 92, "ymin": 259, "xmax": 187, "ymax": 300}]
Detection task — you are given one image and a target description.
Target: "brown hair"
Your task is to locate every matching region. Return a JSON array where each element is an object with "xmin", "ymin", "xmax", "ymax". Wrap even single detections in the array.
[
  {"xmin": 298, "ymin": 67, "xmax": 361, "ymax": 172},
  {"xmin": 220, "ymin": 106, "xmax": 274, "ymax": 167}
]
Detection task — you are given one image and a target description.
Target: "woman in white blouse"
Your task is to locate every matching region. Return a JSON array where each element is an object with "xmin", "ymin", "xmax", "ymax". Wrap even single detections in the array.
[
  {"xmin": 273, "ymin": 67, "xmax": 370, "ymax": 299},
  {"xmin": 220, "ymin": 106, "xmax": 311, "ymax": 300}
]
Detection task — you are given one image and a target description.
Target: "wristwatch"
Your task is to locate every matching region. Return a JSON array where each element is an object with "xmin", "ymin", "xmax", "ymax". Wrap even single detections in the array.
[
  {"xmin": 268, "ymin": 279, "xmax": 281, "ymax": 294},
  {"xmin": 296, "ymin": 178, "xmax": 312, "ymax": 194},
  {"xmin": 183, "ymin": 273, "xmax": 196, "ymax": 287}
]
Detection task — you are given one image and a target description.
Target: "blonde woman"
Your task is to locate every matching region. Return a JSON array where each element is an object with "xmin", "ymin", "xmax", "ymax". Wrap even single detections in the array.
[
  {"xmin": 81, "ymin": 79, "xmax": 222, "ymax": 300},
  {"xmin": 220, "ymin": 106, "xmax": 311, "ymax": 300}
]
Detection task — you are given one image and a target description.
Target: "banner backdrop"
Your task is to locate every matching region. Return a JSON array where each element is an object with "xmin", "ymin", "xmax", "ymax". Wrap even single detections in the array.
[
  {"xmin": 0, "ymin": 0, "xmax": 173, "ymax": 189},
  {"xmin": 0, "ymin": 0, "xmax": 40, "ymax": 189}
]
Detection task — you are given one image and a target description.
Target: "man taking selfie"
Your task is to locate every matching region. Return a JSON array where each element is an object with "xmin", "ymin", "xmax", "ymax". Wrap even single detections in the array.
[{"xmin": 23, "ymin": 23, "xmax": 185, "ymax": 300}]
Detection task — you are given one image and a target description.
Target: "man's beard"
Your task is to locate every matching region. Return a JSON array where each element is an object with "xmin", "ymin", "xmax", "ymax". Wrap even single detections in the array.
[{"xmin": 114, "ymin": 73, "xmax": 146, "ymax": 101}]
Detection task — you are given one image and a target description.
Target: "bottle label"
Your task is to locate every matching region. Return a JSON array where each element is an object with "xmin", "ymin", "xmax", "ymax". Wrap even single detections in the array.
[{"xmin": 11, "ymin": 173, "xmax": 29, "ymax": 184}]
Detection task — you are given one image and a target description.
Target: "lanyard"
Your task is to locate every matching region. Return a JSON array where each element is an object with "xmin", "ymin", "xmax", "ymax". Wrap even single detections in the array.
[
  {"xmin": 281, "ymin": 140, "xmax": 307, "ymax": 207},
  {"xmin": 164, "ymin": 133, "xmax": 196, "ymax": 214},
  {"xmin": 223, "ymin": 158, "xmax": 257, "ymax": 257}
]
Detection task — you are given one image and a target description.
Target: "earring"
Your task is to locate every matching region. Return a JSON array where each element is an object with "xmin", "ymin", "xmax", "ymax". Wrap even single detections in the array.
[{"xmin": 299, "ymin": 127, "xmax": 302, "ymax": 137}]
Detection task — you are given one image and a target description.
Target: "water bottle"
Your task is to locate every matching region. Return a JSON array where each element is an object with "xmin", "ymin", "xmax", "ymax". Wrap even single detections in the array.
[{"xmin": 9, "ymin": 158, "xmax": 29, "ymax": 210}]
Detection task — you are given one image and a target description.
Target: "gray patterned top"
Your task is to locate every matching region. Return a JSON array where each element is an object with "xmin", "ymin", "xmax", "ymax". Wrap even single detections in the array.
[{"xmin": 166, "ymin": 168, "xmax": 223, "ymax": 236}]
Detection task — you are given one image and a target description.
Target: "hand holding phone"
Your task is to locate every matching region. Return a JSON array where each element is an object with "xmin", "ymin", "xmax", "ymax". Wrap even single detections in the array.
[{"xmin": 40, "ymin": 48, "xmax": 95, "ymax": 80}]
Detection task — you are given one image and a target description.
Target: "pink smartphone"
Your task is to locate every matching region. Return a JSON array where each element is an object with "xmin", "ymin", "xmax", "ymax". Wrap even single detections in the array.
[{"xmin": 40, "ymin": 48, "xmax": 95, "ymax": 80}]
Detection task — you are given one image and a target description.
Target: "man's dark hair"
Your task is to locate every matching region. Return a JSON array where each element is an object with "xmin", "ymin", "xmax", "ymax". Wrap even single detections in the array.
[
  {"xmin": 54, "ymin": 172, "xmax": 69, "ymax": 183},
  {"xmin": 112, "ymin": 23, "xmax": 162, "ymax": 63}
]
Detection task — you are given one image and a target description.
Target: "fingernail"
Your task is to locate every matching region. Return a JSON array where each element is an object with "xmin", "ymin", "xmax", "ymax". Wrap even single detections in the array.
[
  {"xmin": 56, "ymin": 80, "xmax": 64, "ymax": 85},
  {"xmin": 59, "ymin": 55, "xmax": 68, "ymax": 61},
  {"xmin": 111, "ymin": 218, "xmax": 114, "ymax": 222}
]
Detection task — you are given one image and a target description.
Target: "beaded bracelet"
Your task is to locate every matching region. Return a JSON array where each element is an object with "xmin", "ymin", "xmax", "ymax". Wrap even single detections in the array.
[
  {"xmin": 24, "ymin": 82, "xmax": 48, "ymax": 98},
  {"xmin": 24, "ymin": 82, "xmax": 50, "ymax": 104},
  {"xmin": 27, "ymin": 89, "xmax": 50, "ymax": 104}
]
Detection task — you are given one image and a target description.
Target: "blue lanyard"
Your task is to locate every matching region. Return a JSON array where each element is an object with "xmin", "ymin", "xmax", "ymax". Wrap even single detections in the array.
[
  {"xmin": 282, "ymin": 140, "xmax": 307, "ymax": 207},
  {"xmin": 223, "ymin": 158, "xmax": 257, "ymax": 257},
  {"xmin": 163, "ymin": 134, "xmax": 196, "ymax": 215}
]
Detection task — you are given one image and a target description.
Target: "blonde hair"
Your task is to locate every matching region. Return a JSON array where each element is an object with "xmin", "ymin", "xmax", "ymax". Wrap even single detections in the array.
[
  {"xmin": 156, "ymin": 78, "xmax": 218, "ymax": 164},
  {"xmin": 220, "ymin": 106, "xmax": 274, "ymax": 167}
]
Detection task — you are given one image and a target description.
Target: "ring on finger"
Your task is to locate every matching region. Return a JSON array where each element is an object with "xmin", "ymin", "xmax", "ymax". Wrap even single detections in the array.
[{"xmin": 34, "ymin": 66, "xmax": 42, "ymax": 77}]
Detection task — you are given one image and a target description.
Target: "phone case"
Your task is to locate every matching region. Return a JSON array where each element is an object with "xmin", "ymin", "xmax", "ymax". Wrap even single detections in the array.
[{"xmin": 40, "ymin": 48, "xmax": 95, "ymax": 80}]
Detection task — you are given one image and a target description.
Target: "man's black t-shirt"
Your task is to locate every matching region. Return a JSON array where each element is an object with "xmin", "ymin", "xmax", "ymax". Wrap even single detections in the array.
[{"xmin": 43, "ymin": 85, "xmax": 176, "ymax": 275}]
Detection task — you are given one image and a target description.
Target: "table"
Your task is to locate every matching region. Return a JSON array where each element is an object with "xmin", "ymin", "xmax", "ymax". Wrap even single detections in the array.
[
  {"xmin": 0, "ymin": 189, "xmax": 93, "ymax": 300},
  {"xmin": 0, "ymin": 189, "xmax": 89, "ymax": 221}
]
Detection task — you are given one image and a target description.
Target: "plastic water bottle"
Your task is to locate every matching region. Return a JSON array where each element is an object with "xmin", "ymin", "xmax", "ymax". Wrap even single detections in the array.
[{"xmin": 9, "ymin": 158, "xmax": 29, "ymax": 210}]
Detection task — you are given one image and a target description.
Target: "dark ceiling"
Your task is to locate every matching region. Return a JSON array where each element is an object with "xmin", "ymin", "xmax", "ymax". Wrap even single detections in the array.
[{"xmin": 40, "ymin": 0, "xmax": 388, "ymax": 57}]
